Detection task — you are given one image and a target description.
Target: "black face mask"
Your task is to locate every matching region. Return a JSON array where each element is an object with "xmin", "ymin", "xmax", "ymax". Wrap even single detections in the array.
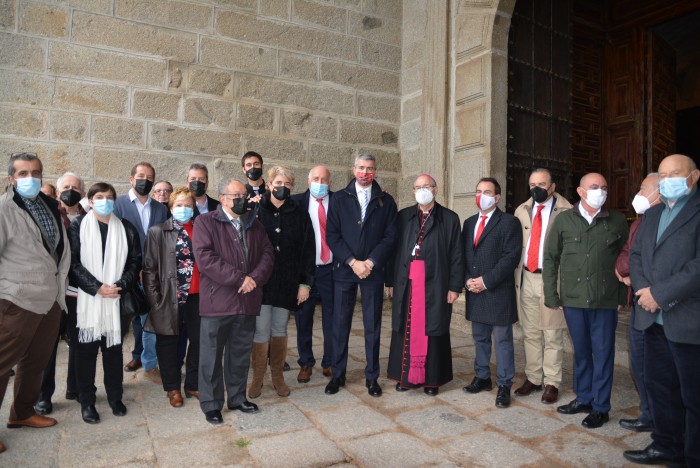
[
  {"xmin": 59, "ymin": 189, "xmax": 82, "ymax": 207},
  {"xmin": 246, "ymin": 167, "xmax": 263, "ymax": 181},
  {"xmin": 189, "ymin": 181, "xmax": 206, "ymax": 198},
  {"xmin": 134, "ymin": 178, "xmax": 154, "ymax": 197},
  {"xmin": 530, "ymin": 186, "xmax": 549, "ymax": 204},
  {"xmin": 231, "ymin": 197, "xmax": 248, "ymax": 215},
  {"xmin": 272, "ymin": 186, "xmax": 290, "ymax": 201}
]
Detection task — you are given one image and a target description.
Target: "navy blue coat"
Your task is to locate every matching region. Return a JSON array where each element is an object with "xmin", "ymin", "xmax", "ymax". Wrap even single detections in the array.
[
  {"xmin": 326, "ymin": 179, "xmax": 397, "ymax": 284},
  {"xmin": 114, "ymin": 193, "xmax": 169, "ymax": 261}
]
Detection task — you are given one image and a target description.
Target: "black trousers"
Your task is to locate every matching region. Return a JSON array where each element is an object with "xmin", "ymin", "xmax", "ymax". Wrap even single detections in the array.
[
  {"xmin": 71, "ymin": 310, "xmax": 128, "ymax": 406},
  {"xmin": 38, "ymin": 296, "xmax": 78, "ymax": 402},
  {"xmin": 155, "ymin": 294, "xmax": 201, "ymax": 392}
]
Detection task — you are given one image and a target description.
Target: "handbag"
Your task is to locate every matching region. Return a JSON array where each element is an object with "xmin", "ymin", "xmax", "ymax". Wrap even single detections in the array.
[{"xmin": 119, "ymin": 284, "xmax": 149, "ymax": 316}]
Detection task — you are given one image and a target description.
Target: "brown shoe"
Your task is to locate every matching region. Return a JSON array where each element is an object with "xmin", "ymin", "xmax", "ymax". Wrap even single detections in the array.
[
  {"xmin": 322, "ymin": 367, "xmax": 332, "ymax": 378},
  {"xmin": 124, "ymin": 359, "xmax": 142, "ymax": 372},
  {"xmin": 297, "ymin": 365, "xmax": 313, "ymax": 383},
  {"xmin": 541, "ymin": 385, "xmax": 559, "ymax": 404},
  {"xmin": 184, "ymin": 389, "xmax": 200, "ymax": 400},
  {"xmin": 7, "ymin": 414, "xmax": 57, "ymax": 429},
  {"xmin": 514, "ymin": 379, "xmax": 543, "ymax": 396},
  {"xmin": 167, "ymin": 390, "xmax": 183, "ymax": 408},
  {"xmin": 270, "ymin": 336, "xmax": 290, "ymax": 397},
  {"xmin": 0, "ymin": 440, "xmax": 5, "ymax": 453},
  {"xmin": 143, "ymin": 368, "xmax": 162, "ymax": 385}
]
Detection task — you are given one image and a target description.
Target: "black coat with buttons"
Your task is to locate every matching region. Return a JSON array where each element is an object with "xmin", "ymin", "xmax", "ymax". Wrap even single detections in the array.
[
  {"xmin": 389, "ymin": 203, "xmax": 465, "ymax": 336},
  {"xmin": 257, "ymin": 194, "xmax": 316, "ymax": 311}
]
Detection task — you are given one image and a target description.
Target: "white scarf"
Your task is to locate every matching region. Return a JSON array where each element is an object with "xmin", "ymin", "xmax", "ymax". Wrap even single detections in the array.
[{"xmin": 77, "ymin": 211, "xmax": 128, "ymax": 347}]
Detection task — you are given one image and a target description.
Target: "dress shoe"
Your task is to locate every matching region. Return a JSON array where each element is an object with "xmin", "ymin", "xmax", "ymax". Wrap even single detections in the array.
[
  {"xmin": 395, "ymin": 383, "xmax": 409, "ymax": 392},
  {"xmin": 366, "ymin": 379, "xmax": 382, "ymax": 397},
  {"xmin": 228, "ymin": 400, "xmax": 259, "ymax": 414},
  {"xmin": 541, "ymin": 385, "xmax": 559, "ymax": 404},
  {"xmin": 34, "ymin": 400, "xmax": 53, "ymax": 416},
  {"xmin": 495, "ymin": 386, "xmax": 511, "ymax": 408},
  {"xmin": 581, "ymin": 411, "xmax": 609, "ymax": 428},
  {"xmin": 65, "ymin": 390, "xmax": 78, "ymax": 401},
  {"xmin": 167, "ymin": 390, "xmax": 184, "ymax": 408},
  {"xmin": 0, "ymin": 440, "xmax": 5, "ymax": 453},
  {"xmin": 7, "ymin": 414, "xmax": 57, "ymax": 429},
  {"xmin": 184, "ymin": 389, "xmax": 200, "ymax": 400},
  {"xmin": 424, "ymin": 387, "xmax": 439, "ymax": 396},
  {"xmin": 205, "ymin": 410, "xmax": 223, "ymax": 425},
  {"xmin": 463, "ymin": 376, "xmax": 493, "ymax": 394},
  {"xmin": 619, "ymin": 418, "xmax": 653, "ymax": 432},
  {"xmin": 283, "ymin": 361, "xmax": 291, "ymax": 372},
  {"xmin": 123, "ymin": 359, "xmax": 142, "ymax": 372},
  {"xmin": 109, "ymin": 400, "xmax": 127, "ymax": 416},
  {"xmin": 9, "ymin": 369, "xmax": 15, "ymax": 377},
  {"xmin": 322, "ymin": 367, "xmax": 332, "ymax": 378},
  {"xmin": 556, "ymin": 399, "xmax": 592, "ymax": 415},
  {"xmin": 142, "ymin": 368, "xmax": 162, "ymax": 384},
  {"xmin": 514, "ymin": 379, "xmax": 542, "ymax": 396},
  {"xmin": 325, "ymin": 377, "xmax": 345, "ymax": 395},
  {"xmin": 623, "ymin": 445, "xmax": 686, "ymax": 467},
  {"xmin": 297, "ymin": 365, "xmax": 313, "ymax": 383},
  {"xmin": 80, "ymin": 405, "xmax": 100, "ymax": 424}
]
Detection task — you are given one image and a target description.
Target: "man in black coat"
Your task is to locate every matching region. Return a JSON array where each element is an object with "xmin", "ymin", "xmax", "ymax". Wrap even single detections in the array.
[
  {"xmin": 462, "ymin": 177, "xmax": 522, "ymax": 408},
  {"xmin": 387, "ymin": 175, "xmax": 464, "ymax": 396},
  {"xmin": 325, "ymin": 153, "xmax": 398, "ymax": 397},
  {"xmin": 291, "ymin": 165, "xmax": 335, "ymax": 383},
  {"xmin": 187, "ymin": 162, "xmax": 219, "ymax": 218},
  {"xmin": 625, "ymin": 154, "xmax": 700, "ymax": 467}
]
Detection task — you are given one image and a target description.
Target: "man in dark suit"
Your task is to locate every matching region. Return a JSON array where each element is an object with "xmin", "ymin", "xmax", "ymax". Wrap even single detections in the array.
[
  {"xmin": 292, "ymin": 165, "xmax": 335, "ymax": 383},
  {"xmin": 625, "ymin": 154, "xmax": 700, "ymax": 467},
  {"xmin": 325, "ymin": 153, "xmax": 398, "ymax": 397},
  {"xmin": 187, "ymin": 162, "xmax": 219, "ymax": 218},
  {"xmin": 462, "ymin": 177, "xmax": 522, "ymax": 408},
  {"xmin": 114, "ymin": 161, "xmax": 169, "ymax": 382}
]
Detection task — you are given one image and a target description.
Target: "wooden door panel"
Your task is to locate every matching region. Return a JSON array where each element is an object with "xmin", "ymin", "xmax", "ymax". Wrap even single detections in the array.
[{"xmin": 646, "ymin": 32, "xmax": 676, "ymax": 171}]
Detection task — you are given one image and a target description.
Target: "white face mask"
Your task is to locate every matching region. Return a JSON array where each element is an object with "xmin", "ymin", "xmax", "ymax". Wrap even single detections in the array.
[
  {"xmin": 584, "ymin": 188, "xmax": 607, "ymax": 210},
  {"xmin": 631, "ymin": 194, "xmax": 650, "ymax": 214},
  {"xmin": 477, "ymin": 194, "xmax": 497, "ymax": 211},
  {"xmin": 415, "ymin": 188, "xmax": 434, "ymax": 206}
]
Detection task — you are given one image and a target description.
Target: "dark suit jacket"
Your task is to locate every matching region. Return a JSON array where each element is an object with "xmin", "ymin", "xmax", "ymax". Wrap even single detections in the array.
[
  {"xmin": 462, "ymin": 208, "xmax": 523, "ymax": 326},
  {"xmin": 629, "ymin": 188, "xmax": 700, "ymax": 344},
  {"xmin": 326, "ymin": 179, "xmax": 397, "ymax": 284},
  {"xmin": 114, "ymin": 193, "xmax": 169, "ymax": 259},
  {"xmin": 193, "ymin": 195, "xmax": 220, "ymax": 219}
]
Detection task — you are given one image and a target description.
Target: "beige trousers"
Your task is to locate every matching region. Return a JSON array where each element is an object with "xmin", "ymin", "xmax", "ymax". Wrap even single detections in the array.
[{"xmin": 519, "ymin": 270, "xmax": 564, "ymax": 387}]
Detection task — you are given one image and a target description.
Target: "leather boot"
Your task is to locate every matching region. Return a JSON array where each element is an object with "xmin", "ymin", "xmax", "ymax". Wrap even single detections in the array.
[
  {"xmin": 247, "ymin": 341, "xmax": 269, "ymax": 399},
  {"xmin": 270, "ymin": 336, "xmax": 290, "ymax": 397}
]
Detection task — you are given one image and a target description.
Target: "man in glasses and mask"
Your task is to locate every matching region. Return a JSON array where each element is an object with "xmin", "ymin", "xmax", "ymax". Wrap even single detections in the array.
[
  {"xmin": 187, "ymin": 162, "xmax": 219, "ymax": 218},
  {"xmin": 543, "ymin": 172, "xmax": 627, "ymax": 429},
  {"xmin": 513, "ymin": 169, "xmax": 572, "ymax": 405}
]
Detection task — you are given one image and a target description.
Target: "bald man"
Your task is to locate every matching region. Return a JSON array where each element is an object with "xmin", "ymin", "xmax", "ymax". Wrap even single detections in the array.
[
  {"xmin": 291, "ymin": 166, "xmax": 335, "ymax": 383},
  {"xmin": 626, "ymin": 155, "xmax": 700, "ymax": 467},
  {"xmin": 543, "ymin": 173, "xmax": 628, "ymax": 429},
  {"xmin": 193, "ymin": 177, "xmax": 274, "ymax": 425}
]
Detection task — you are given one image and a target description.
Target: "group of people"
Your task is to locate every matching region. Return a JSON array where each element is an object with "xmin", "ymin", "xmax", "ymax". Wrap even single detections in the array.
[{"xmin": 0, "ymin": 150, "xmax": 698, "ymax": 467}]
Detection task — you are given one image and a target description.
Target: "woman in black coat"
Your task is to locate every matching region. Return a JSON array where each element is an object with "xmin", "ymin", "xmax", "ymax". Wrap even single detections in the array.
[
  {"xmin": 68, "ymin": 182, "xmax": 141, "ymax": 424},
  {"xmin": 248, "ymin": 166, "xmax": 315, "ymax": 399}
]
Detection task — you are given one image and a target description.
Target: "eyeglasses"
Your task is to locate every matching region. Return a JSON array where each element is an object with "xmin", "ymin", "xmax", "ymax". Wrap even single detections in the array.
[
  {"xmin": 154, "ymin": 189, "xmax": 173, "ymax": 194},
  {"xmin": 413, "ymin": 185, "xmax": 435, "ymax": 191}
]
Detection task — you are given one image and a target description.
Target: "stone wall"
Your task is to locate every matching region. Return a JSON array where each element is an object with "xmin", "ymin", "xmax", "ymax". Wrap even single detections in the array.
[{"xmin": 0, "ymin": 0, "xmax": 401, "ymax": 196}]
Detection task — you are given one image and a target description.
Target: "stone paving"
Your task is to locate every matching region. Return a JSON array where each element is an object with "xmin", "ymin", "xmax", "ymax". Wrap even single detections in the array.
[{"xmin": 1, "ymin": 303, "xmax": 651, "ymax": 467}]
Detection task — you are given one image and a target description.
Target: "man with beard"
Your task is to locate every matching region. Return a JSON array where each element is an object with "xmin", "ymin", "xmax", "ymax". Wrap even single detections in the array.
[{"xmin": 387, "ymin": 174, "xmax": 464, "ymax": 396}]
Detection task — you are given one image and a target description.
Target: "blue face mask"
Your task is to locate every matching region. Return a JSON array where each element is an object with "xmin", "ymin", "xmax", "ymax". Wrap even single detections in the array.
[
  {"xmin": 660, "ymin": 175, "xmax": 690, "ymax": 201},
  {"xmin": 172, "ymin": 206, "xmax": 194, "ymax": 223},
  {"xmin": 309, "ymin": 182, "xmax": 329, "ymax": 199},
  {"xmin": 15, "ymin": 177, "xmax": 42, "ymax": 199},
  {"xmin": 92, "ymin": 198, "xmax": 115, "ymax": 217}
]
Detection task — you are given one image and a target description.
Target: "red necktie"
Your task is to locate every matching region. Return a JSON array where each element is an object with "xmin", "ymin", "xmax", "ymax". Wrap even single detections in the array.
[
  {"xmin": 473, "ymin": 215, "xmax": 487, "ymax": 247},
  {"xmin": 317, "ymin": 198, "xmax": 330, "ymax": 264},
  {"xmin": 527, "ymin": 205, "xmax": 545, "ymax": 272}
]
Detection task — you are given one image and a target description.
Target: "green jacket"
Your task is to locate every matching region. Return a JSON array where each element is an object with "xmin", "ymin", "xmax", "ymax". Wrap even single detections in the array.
[{"xmin": 543, "ymin": 203, "xmax": 628, "ymax": 309}]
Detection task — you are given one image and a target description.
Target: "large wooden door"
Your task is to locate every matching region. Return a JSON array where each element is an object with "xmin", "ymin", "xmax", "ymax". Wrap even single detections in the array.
[
  {"xmin": 506, "ymin": 0, "xmax": 573, "ymax": 213},
  {"xmin": 646, "ymin": 31, "xmax": 676, "ymax": 172}
]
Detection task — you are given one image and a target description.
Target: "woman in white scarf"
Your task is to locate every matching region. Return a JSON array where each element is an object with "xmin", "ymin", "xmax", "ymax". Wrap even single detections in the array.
[{"xmin": 67, "ymin": 183, "xmax": 142, "ymax": 424}]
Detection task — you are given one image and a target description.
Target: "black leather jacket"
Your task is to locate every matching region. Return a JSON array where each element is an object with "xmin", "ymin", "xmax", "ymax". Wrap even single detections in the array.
[{"xmin": 68, "ymin": 214, "xmax": 142, "ymax": 296}]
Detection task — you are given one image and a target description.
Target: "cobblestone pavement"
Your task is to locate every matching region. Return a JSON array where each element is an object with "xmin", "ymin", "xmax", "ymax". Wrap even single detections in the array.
[{"xmin": 1, "ymin": 303, "xmax": 650, "ymax": 467}]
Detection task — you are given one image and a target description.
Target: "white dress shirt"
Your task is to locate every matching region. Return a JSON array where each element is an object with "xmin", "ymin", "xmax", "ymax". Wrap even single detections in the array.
[
  {"xmin": 128, "ymin": 188, "xmax": 152, "ymax": 234},
  {"xmin": 523, "ymin": 195, "xmax": 554, "ymax": 270},
  {"xmin": 308, "ymin": 195, "xmax": 333, "ymax": 265}
]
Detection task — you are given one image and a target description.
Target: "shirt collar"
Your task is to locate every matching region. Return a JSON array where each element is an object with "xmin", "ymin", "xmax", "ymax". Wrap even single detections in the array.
[
  {"xmin": 128, "ymin": 188, "xmax": 152, "ymax": 206},
  {"xmin": 535, "ymin": 195, "xmax": 554, "ymax": 210}
]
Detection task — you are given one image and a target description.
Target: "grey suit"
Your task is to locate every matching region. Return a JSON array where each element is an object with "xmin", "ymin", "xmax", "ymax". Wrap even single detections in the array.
[{"xmin": 629, "ymin": 188, "xmax": 700, "ymax": 465}]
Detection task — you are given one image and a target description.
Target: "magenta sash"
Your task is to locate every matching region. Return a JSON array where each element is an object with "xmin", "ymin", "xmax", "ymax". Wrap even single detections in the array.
[{"xmin": 408, "ymin": 260, "xmax": 427, "ymax": 384}]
